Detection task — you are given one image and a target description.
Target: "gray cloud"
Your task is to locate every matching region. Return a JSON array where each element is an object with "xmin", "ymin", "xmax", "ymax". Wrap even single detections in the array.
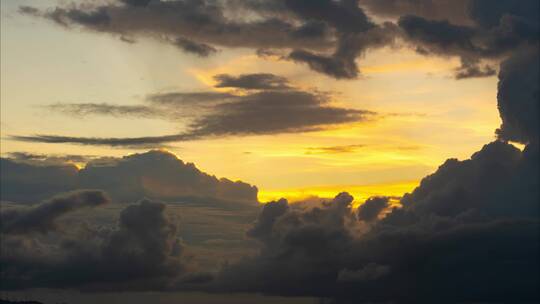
[
  {"xmin": 14, "ymin": 76, "xmax": 377, "ymax": 146},
  {"xmin": 173, "ymin": 37, "xmax": 218, "ymax": 57},
  {"xmin": 213, "ymin": 73, "xmax": 291, "ymax": 90},
  {"xmin": 356, "ymin": 196, "xmax": 389, "ymax": 222},
  {"xmin": 146, "ymin": 91, "xmax": 237, "ymax": 106},
  {"xmin": 44, "ymin": 103, "xmax": 165, "ymax": 119},
  {"xmin": 1, "ymin": 199, "xmax": 189, "ymax": 290},
  {"xmin": 1, "ymin": 150, "xmax": 258, "ymax": 204},
  {"xmin": 187, "ymin": 90, "xmax": 375, "ymax": 137},
  {"xmin": 0, "ymin": 190, "xmax": 109, "ymax": 235},
  {"xmin": 496, "ymin": 47, "xmax": 539, "ymax": 144},
  {"xmin": 210, "ymin": 140, "xmax": 539, "ymax": 302}
]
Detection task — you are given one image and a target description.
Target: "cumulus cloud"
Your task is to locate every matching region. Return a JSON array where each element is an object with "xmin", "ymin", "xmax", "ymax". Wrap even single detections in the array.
[
  {"xmin": 356, "ymin": 196, "xmax": 388, "ymax": 222},
  {"xmin": 209, "ymin": 139, "xmax": 539, "ymax": 302},
  {"xmin": 0, "ymin": 190, "xmax": 109, "ymax": 235},
  {"xmin": 496, "ymin": 47, "xmax": 539, "ymax": 144},
  {"xmin": 1, "ymin": 150, "xmax": 258, "ymax": 204},
  {"xmin": 1, "ymin": 198, "xmax": 189, "ymax": 290},
  {"xmin": 397, "ymin": 0, "xmax": 539, "ymax": 79}
]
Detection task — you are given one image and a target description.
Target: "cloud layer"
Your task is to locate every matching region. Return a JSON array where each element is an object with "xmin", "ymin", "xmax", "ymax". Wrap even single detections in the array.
[
  {"xmin": 13, "ymin": 73, "xmax": 375, "ymax": 147},
  {"xmin": 1, "ymin": 150, "xmax": 258, "ymax": 204}
]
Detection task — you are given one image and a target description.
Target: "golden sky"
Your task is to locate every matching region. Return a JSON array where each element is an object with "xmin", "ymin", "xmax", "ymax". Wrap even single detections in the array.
[{"xmin": 0, "ymin": 0, "xmax": 501, "ymax": 202}]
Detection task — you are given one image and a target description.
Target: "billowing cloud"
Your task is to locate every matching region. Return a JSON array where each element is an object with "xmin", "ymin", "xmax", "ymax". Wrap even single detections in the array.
[
  {"xmin": 496, "ymin": 47, "xmax": 539, "ymax": 144},
  {"xmin": 209, "ymin": 139, "xmax": 539, "ymax": 302},
  {"xmin": 1, "ymin": 150, "xmax": 258, "ymax": 204},
  {"xmin": 356, "ymin": 196, "xmax": 388, "ymax": 222},
  {"xmin": 1, "ymin": 198, "xmax": 189, "ymax": 290},
  {"xmin": 397, "ymin": 0, "xmax": 539, "ymax": 79},
  {"xmin": 1, "ymin": 190, "xmax": 109, "ymax": 234}
]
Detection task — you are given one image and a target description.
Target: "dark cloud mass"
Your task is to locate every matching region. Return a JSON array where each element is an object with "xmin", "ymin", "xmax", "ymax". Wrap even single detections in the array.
[
  {"xmin": 356, "ymin": 196, "xmax": 389, "ymax": 222},
  {"xmin": 1, "ymin": 198, "xmax": 188, "ymax": 290},
  {"xmin": 4, "ymin": 1, "xmax": 540, "ymax": 303},
  {"xmin": 496, "ymin": 47, "xmax": 539, "ymax": 144},
  {"xmin": 1, "ymin": 150, "xmax": 258, "ymax": 204},
  {"xmin": 210, "ymin": 140, "xmax": 539, "ymax": 302},
  {"xmin": 1, "ymin": 190, "xmax": 109, "ymax": 235}
]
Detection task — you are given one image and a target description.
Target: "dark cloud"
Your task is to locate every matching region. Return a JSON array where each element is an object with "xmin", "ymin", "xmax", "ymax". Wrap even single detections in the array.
[
  {"xmin": 17, "ymin": 0, "xmax": 394, "ymax": 78},
  {"xmin": 1, "ymin": 199, "xmax": 189, "ymax": 290},
  {"xmin": 213, "ymin": 73, "xmax": 291, "ymax": 90},
  {"xmin": 290, "ymin": 23, "xmax": 398, "ymax": 79},
  {"xmin": 496, "ymin": 47, "xmax": 539, "ymax": 144},
  {"xmin": 146, "ymin": 91, "xmax": 237, "ymax": 106},
  {"xmin": 187, "ymin": 90, "xmax": 374, "ymax": 136},
  {"xmin": 18, "ymin": 0, "xmax": 539, "ymax": 80},
  {"xmin": 356, "ymin": 196, "xmax": 389, "ymax": 222},
  {"xmin": 173, "ymin": 37, "xmax": 218, "ymax": 57},
  {"xmin": 284, "ymin": 0, "xmax": 374, "ymax": 34},
  {"xmin": 19, "ymin": 0, "xmax": 332, "ymax": 56},
  {"xmin": 44, "ymin": 103, "xmax": 165, "ymax": 119},
  {"xmin": 397, "ymin": 0, "xmax": 539, "ymax": 79},
  {"xmin": 455, "ymin": 59, "xmax": 496, "ymax": 79},
  {"xmin": 11, "ymin": 133, "xmax": 193, "ymax": 147},
  {"xmin": 14, "ymin": 79, "xmax": 377, "ymax": 146},
  {"xmin": 0, "ymin": 190, "xmax": 109, "ymax": 235},
  {"xmin": 468, "ymin": 0, "xmax": 540, "ymax": 29},
  {"xmin": 6, "ymin": 152, "xmax": 96, "ymax": 165},
  {"xmin": 358, "ymin": 0, "xmax": 471, "ymax": 24},
  {"xmin": 209, "ymin": 140, "xmax": 539, "ymax": 302},
  {"xmin": 1, "ymin": 158, "xmax": 79, "ymax": 203},
  {"xmin": 1, "ymin": 150, "xmax": 258, "ymax": 204}
]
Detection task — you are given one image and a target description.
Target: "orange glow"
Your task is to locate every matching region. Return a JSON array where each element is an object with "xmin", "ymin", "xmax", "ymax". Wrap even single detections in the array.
[{"xmin": 258, "ymin": 180, "xmax": 419, "ymax": 207}]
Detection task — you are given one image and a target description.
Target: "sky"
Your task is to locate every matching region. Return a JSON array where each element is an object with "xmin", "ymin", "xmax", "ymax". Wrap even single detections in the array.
[
  {"xmin": 0, "ymin": 0, "xmax": 503, "ymax": 202},
  {"xmin": 0, "ymin": 0, "xmax": 538, "ymax": 303}
]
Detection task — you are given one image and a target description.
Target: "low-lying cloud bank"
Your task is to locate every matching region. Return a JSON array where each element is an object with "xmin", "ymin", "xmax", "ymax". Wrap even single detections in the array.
[{"xmin": 1, "ymin": 150, "xmax": 257, "ymax": 204}]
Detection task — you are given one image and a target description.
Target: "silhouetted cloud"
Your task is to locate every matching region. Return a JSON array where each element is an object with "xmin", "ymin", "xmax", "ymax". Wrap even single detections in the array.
[
  {"xmin": 1, "ymin": 198, "xmax": 189, "ymax": 290},
  {"xmin": 496, "ymin": 47, "xmax": 539, "ymax": 144},
  {"xmin": 173, "ymin": 37, "xmax": 218, "ymax": 57},
  {"xmin": 1, "ymin": 190, "xmax": 109, "ymax": 234},
  {"xmin": 1, "ymin": 150, "xmax": 258, "ymax": 204},
  {"xmin": 14, "ymin": 78, "xmax": 377, "ymax": 146},
  {"xmin": 44, "ymin": 103, "xmax": 165, "ymax": 119},
  {"xmin": 356, "ymin": 196, "xmax": 388, "ymax": 222},
  {"xmin": 210, "ymin": 140, "xmax": 539, "ymax": 302},
  {"xmin": 213, "ymin": 73, "xmax": 290, "ymax": 90}
]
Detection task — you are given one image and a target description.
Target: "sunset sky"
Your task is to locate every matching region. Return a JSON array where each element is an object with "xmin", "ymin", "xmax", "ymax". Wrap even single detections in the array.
[
  {"xmin": 1, "ymin": 0, "xmax": 503, "ymax": 202},
  {"xmin": 1, "ymin": 1, "xmax": 538, "ymax": 303}
]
